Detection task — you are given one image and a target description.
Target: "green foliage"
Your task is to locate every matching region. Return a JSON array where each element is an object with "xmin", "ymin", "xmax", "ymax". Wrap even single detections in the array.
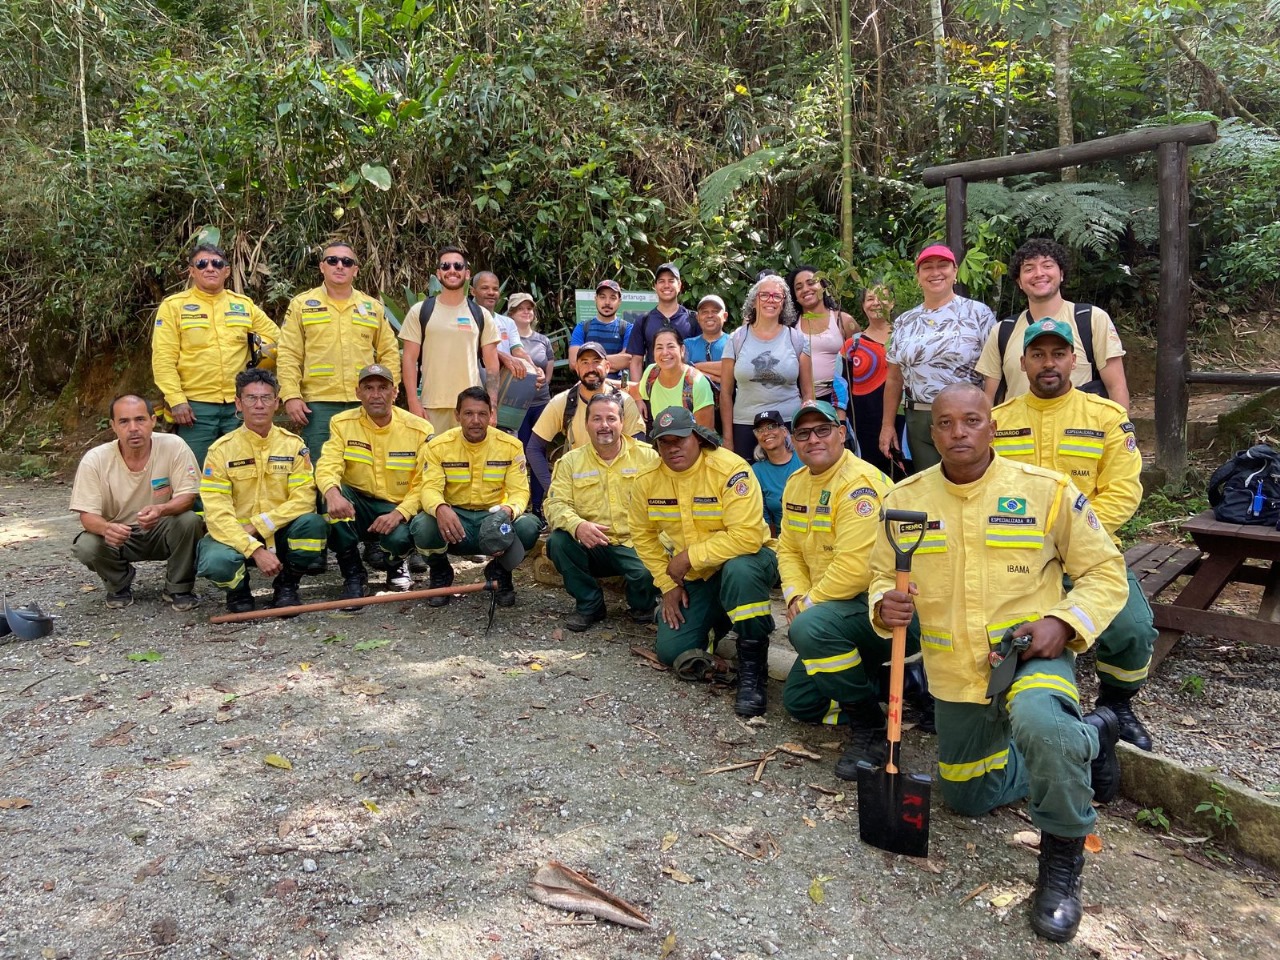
[
  {"xmin": 1180, "ymin": 674, "xmax": 1206, "ymax": 697},
  {"xmin": 1136, "ymin": 806, "xmax": 1171, "ymax": 831},
  {"xmin": 1116, "ymin": 490, "xmax": 1209, "ymax": 548},
  {"xmin": 1195, "ymin": 782, "xmax": 1238, "ymax": 837}
]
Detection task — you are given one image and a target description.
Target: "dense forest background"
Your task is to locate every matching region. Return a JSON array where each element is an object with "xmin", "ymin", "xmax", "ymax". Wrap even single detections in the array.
[{"xmin": 0, "ymin": 0, "xmax": 1277, "ymax": 433}]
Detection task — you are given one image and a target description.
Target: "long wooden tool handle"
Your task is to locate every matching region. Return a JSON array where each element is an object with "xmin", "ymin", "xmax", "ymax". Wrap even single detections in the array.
[
  {"xmin": 208, "ymin": 580, "xmax": 495, "ymax": 624},
  {"xmin": 886, "ymin": 569, "xmax": 909, "ymax": 775}
]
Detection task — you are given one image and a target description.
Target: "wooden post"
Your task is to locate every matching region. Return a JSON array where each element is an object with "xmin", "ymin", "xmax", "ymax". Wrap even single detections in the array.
[
  {"xmin": 1155, "ymin": 141, "xmax": 1190, "ymax": 485},
  {"xmin": 945, "ymin": 176, "xmax": 967, "ymax": 263}
]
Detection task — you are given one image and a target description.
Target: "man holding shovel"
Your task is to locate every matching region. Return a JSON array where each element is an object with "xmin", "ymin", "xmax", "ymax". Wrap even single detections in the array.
[{"xmin": 870, "ymin": 383, "xmax": 1128, "ymax": 943}]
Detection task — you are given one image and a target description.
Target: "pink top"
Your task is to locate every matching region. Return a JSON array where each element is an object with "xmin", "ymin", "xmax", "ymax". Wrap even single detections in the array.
[{"xmin": 803, "ymin": 311, "xmax": 845, "ymax": 395}]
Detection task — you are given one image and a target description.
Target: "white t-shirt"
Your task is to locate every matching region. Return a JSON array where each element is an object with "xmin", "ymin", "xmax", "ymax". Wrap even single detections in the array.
[
  {"xmin": 69, "ymin": 433, "xmax": 200, "ymax": 525},
  {"xmin": 493, "ymin": 313, "xmax": 524, "ymax": 357}
]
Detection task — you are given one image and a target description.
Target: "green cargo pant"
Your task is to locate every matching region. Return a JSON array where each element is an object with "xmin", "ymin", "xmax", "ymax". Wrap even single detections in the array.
[
  {"xmin": 544, "ymin": 529, "xmax": 659, "ymax": 616},
  {"xmin": 325, "ymin": 486, "xmax": 414, "ymax": 561},
  {"xmin": 904, "ymin": 408, "xmax": 940, "ymax": 471},
  {"xmin": 655, "ymin": 548, "xmax": 777, "ymax": 666},
  {"xmin": 299, "ymin": 401, "xmax": 357, "ymax": 462},
  {"xmin": 177, "ymin": 401, "xmax": 242, "ymax": 471},
  {"xmin": 934, "ymin": 651, "xmax": 1098, "ymax": 838},
  {"xmin": 410, "ymin": 507, "xmax": 541, "ymax": 558},
  {"xmin": 1085, "ymin": 569, "xmax": 1156, "ymax": 692},
  {"xmin": 196, "ymin": 513, "xmax": 328, "ymax": 588},
  {"xmin": 782, "ymin": 595, "xmax": 922, "ymax": 726},
  {"xmin": 72, "ymin": 512, "xmax": 203, "ymax": 595}
]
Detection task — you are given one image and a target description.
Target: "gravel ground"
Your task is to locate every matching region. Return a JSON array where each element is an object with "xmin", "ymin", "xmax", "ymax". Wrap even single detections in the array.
[{"xmin": 2, "ymin": 478, "xmax": 1278, "ymax": 960}]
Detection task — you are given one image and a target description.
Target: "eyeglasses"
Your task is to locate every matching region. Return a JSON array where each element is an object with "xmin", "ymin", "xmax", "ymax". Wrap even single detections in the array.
[
  {"xmin": 792, "ymin": 423, "xmax": 838, "ymax": 442},
  {"xmin": 753, "ymin": 423, "xmax": 782, "ymax": 434},
  {"xmin": 193, "ymin": 258, "xmax": 227, "ymax": 270},
  {"xmin": 240, "ymin": 393, "xmax": 276, "ymax": 406},
  {"xmin": 438, "ymin": 261, "xmax": 466, "ymax": 271},
  {"xmin": 323, "ymin": 256, "xmax": 358, "ymax": 268},
  {"xmin": 757, "ymin": 291, "xmax": 785, "ymax": 303}
]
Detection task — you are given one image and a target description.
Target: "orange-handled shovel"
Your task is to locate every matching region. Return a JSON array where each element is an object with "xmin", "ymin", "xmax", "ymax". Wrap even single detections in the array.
[{"xmin": 857, "ymin": 508, "xmax": 932, "ymax": 858}]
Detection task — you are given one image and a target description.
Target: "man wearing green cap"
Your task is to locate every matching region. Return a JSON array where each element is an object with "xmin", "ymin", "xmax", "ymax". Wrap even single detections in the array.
[
  {"xmin": 777, "ymin": 400, "xmax": 923, "ymax": 778},
  {"xmin": 993, "ymin": 317, "xmax": 1154, "ymax": 749},
  {"xmin": 628, "ymin": 406, "xmax": 777, "ymax": 717}
]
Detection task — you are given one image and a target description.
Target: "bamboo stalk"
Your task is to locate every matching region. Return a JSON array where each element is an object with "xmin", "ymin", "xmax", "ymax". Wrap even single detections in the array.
[{"xmin": 207, "ymin": 580, "xmax": 494, "ymax": 624}]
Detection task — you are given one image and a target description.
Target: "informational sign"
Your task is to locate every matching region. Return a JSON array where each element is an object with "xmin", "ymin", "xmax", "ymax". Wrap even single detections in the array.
[{"xmin": 573, "ymin": 289, "xmax": 658, "ymax": 327}]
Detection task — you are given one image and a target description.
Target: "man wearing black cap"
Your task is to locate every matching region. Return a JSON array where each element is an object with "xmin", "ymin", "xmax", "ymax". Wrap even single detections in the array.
[
  {"xmin": 569, "ymin": 279, "xmax": 633, "ymax": 370},
  {"xmin": 315, "ymin": 364, "xmax": 434, "ymax": 601},
  {"xmin": 628, "ymin": 406, "xmax": 777, "ymax": 717},
  {"xmin": 626, "ymin": 264, "xmax": 696, "ymax": 383}
]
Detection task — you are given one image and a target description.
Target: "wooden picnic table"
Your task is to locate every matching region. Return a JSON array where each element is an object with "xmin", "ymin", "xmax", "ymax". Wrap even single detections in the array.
[{"xmin": 1125, "ymin": 510, "xmax": 1280, "ymax": 673}]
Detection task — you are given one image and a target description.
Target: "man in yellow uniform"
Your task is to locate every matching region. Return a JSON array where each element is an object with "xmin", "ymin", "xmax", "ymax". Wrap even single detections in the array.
[
  {"xmin": 315, "ymin": 365, "xmax": 433, "ymax": 603},
  {"xmin": 776, "ymin": 401, "xmax": 922, "ymax": 778},
  {"xmin": 872, "ymin": 383, "xmax": 1128, "ymax": 944},
  {"xmin": 196, "ymin": 370, "xmax": 326, "ymax": 613},
  {"xmin": 410, "ymin": 387, "xmax": 540, "ymax": 607},
  {"xmin": 278, "ymin": 241, "xmax": 401, "ymax": 456},
  {"xmin": 151, "ymin": 243, "xmax": 281, "ymax": 468},
  {"xmin": 544, "ymin": 393, "xmax": 660, "ymax": 631},
  {"xmin": 993, "ymin": 318, "xmax": 1154, "ymax": 750},
  {"xmin": 628, "ymin": 406, "xmax": 777, "ymax": 718}
]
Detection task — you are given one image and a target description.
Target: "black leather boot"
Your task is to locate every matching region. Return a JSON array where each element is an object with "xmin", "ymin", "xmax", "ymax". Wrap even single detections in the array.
[
  {"xmin": 270, "ymin": 567, "xmax": 303, "ymax": 614},
  {"xmin": 1030, "ymin": 833, "xmax": 1086, "ymax": 942},
  {"xmin": 1083, "ymin": 705, "xmax": 1121, "ymax": 804},
  {"xmin": 225, "ymin": 578, "xmax": 255, "ymax": 614},
  {"xmin": 426, "ymin": 554, "xmax": 454, "ymax": 607},
  {"xmin": 733, "ymin": 637, "xmax": 769, "ymax": 718},
  {"xmin": 834, "ymin": 698, "xmax": 888, "ymax": 780},
  {"xmin": 484, "ymin": 560, "xmax": 516, "ymax": 607},
  {"xmin": 335, "ymin": 546, "xmax": 368, "ymax": 612},
  {"xmin": 903, "ymin": 659, "xmax": 936, "ymax": 734},
  {"xmin": 1096, "ymin": 685, "xmax": 1152, "ymax": 751}
]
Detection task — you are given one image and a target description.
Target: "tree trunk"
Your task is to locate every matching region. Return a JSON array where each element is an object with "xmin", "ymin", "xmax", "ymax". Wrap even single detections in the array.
[
  {"xmin": 929, "ymin": 0, "xmax": 947, "ymax": 147},
  {"xmin": 1052, "ymin": 22, "xmax": 1076, "ymax": 183},
  {"xmin": 840, "ymin": 0, "xmax": 853, "ymax": 264}
]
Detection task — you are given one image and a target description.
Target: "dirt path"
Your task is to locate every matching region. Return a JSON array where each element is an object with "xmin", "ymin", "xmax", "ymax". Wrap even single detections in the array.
[{"xmin": 2, "ymin": 479, "xmax": 1278, "ymax": 960}]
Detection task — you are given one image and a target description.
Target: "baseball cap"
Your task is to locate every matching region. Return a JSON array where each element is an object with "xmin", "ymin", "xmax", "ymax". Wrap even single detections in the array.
[
  {"xmin": 358, "ymin": 363, "xmax": 396, "ymax": 383},
  {"xmin": 650, "ymin": 406, "xmax": 697, "ymax": 439},
  {"xmin": 915, "ymin": 244, "xmax": 957, "ymax": 267},
  {"xmin": 478, "ymin": 511, "xmax": 526, "ymax": 571},
  {"xmin": 1023, "ymin": 317, "xmax": 1075, "ymax": 350},
  {"xmin": 595, "ymin": 279, "xmax": 621, "ymax": 295},
  {"xmin": 577, "ymin": 341, "xmax": 607, "ymax": 361},
  {"xmin": 655, "ymin": 262, "xmax": 681, "ymax": 282},
  {"xmin": 752, "ymin": 409, "xmax": 785, "ymax": 429},
  {"xmin": 698, "ymin": 294, "xmax": 726, "ymax": 311},
  {"xmin": 790, "ymin": 400, "xmax": 841, "ymax": 430},
  {"xmin": 505, "ymin": 292, "xmax": 535, "ymax": 313}
]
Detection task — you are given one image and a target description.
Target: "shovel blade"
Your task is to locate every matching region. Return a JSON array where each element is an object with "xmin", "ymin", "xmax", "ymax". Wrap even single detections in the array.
[{"xmin": 855, "ymin": 761, "xmax": 932, "ymax": 858}]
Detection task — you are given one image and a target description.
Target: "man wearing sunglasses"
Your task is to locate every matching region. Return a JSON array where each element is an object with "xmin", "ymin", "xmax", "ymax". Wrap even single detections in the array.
[
  {"xmin": 277, "ymin": 242, "xmax": 400, "ymax": 457},
  {"xmin": 399, "ymin": 247, "xmax": 500, "ymax": 433},
  {"xmin": 151, "ymin": 243, "xmax": 281, "ymax": 469}
]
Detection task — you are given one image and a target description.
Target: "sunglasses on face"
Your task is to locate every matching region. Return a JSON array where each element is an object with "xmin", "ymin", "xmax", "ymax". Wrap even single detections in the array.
[
  {"xmin": 193, "ymin": 258, "xmax": 227, "ymax": 270},
  {"xmin": 793, "ymin": 423, "xmax": 838, "ymax": 442},
  {"xmin": 439, "ymin": 261, "xmax": 466, "ymax": 271},
  {"xmin": 323, "ymin": 256, "xmax": 358, "ymax": 268}
]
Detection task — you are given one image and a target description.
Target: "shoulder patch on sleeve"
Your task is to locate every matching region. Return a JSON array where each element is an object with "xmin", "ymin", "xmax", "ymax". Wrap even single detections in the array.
[
  {"xmin": 1073, "ymin": 493, "xmax": 1088, "ymax": 513},
  {"xmin": 1120, "ymin": 421, "xmax": 1135, "ymax": 434},
  {"xmin": 726, "ymin": 470, "xmax": 749, "ymax": 489}
]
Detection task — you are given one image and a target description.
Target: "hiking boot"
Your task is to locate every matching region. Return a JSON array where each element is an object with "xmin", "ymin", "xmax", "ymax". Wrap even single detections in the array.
[
  {"xmin": 362, "ymin": 541, "xmax": 390, "ymax": 572},
  {"xmin": 426, "ymin": 555, "xmax": 454, "ymax": 607},
  {"xmin": 733, "ymin": 638, "xmax": 769, "ymax": 718},
  {"xmin": 628, "ymin": 604, "xmax": 656, "ymax": 625},
  {"xmin": 225, "ymin": 579, "xmax": 255, "ymax": 614},
  {"xmin": 407, "ymin": 552, "xmax": 428, "ymax": 576},
  {"xmin": 163, "ymin": 591, "xmax": 200, "ymax": 613},
  {"xmin": 485, "ymin": 560, "xmax": 516, "ymax": 607},
  {"xmin": 270, "ymin": 568, "xmax": 303, "ymax": 615},
  {"xmin": 336, "ymin": 546, "xmax": 368, "ymax": 612},
  {"xmin": 385, "ymin": 560, "xmax": 412, "ymax": 592},
  {"xmin": 834, "ymin": 699, "xmax": 889, "ymax": 780},
  {"xmin": 904, "ymin": 659, "xmax": 936, "ymax": 734},
  {"xmin": 105, "ymin": 587, "xmax": 135, "ymax": 610},
  {"xmin": 1030, "ymin": 833, "xmax": 1086, "ymax": 942},
  {"xmin": 1096, "ymin": 685, "xmax": 1152, "ymax": 751},
  {"xmin": 565, "ymin": 607, "xmax": 607, "ymax": 632},
  {"xmin": 1084, "ymin": 704, "xmax": 1121, "ymax": 804}
]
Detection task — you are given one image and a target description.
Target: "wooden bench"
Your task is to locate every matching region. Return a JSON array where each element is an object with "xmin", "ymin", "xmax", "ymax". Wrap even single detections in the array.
[{"xmin": 1124, "ymin": 511, "xmax": 1280, "ymax": 672}]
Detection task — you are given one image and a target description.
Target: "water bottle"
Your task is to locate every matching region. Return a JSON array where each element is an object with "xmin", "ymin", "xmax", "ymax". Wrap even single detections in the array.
[{"xmin": 1249, "ymin": 479, "xmax": 1264, "ymax": 519}]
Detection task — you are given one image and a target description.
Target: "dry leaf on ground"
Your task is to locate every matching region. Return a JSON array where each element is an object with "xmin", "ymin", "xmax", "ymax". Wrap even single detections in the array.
[
  {"xmin": 263, "ymin": 754, "xmax": 293, "ymax": 770},
  {"xmin": 0, "ymin": 798, "xmax": 33, "ymax": 809},
  {"xmin": 662, "ymin": 866, "xmax": 695, "ymax": 884}
]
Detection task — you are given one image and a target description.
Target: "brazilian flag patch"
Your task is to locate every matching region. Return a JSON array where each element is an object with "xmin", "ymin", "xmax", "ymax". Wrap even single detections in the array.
[{"xmin": 997, "ymin": 497, "xmax": 1027, "ymax": 515}]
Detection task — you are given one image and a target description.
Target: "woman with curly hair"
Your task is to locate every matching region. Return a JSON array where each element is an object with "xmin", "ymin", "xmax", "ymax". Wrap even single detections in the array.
[{"xmin": 788, "ymin": 265, "xmax": 860, "ymax": 405}]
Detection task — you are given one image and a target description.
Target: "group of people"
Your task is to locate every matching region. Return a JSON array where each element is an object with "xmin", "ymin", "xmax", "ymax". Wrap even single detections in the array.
[{"xmin": 67, "ymin": 236, "xmax": 1154, "ymax": 944}]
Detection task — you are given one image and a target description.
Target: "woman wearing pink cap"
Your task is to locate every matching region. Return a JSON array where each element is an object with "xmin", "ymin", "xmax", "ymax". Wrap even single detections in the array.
[{"xmin": 877, "ymin": 244, "xmax": 995, "ymax": 471}]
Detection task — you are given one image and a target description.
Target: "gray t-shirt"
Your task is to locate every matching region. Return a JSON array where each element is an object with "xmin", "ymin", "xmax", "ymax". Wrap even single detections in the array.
[{"xmin": 724, "ymin": 325, "xmax": 811, "ymax": 425}]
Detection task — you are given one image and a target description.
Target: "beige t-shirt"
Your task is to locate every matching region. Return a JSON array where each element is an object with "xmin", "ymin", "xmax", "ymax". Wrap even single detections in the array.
[
  {"xmin": 976, "ymin": 301, "xmax": 1125, "ymax": 399},
  {"xmin": 69, "ymin": 433, "xmax": 200, "ymax": 525},
  {"xmin": 533, "ymin": 387, "xmax": 645, "ymax": 450},
  {"xmin": 398, "ymin": 298, "xmax": 500, "ymax": 409}
]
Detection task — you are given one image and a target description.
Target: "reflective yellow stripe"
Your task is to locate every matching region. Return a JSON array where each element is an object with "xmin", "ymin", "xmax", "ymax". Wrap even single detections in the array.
[
  {"xmin": 1057, "ymin": 441, "xmax": 1103, "ymax": 459},
  {"xmin": 993, "ymin": 438, "xmax": 1034, "ymax": 455},
  {"xmin": 325, "ymin": 515, "xmax": 354, "ymax": 525},
  {"xmin": 900, "ymin": 533, "xmax": 946, "ymax": 555},
  {"xmin": 727, "ymin": 600, "xmax": 771, "ymax": 622},
  {"xmin": 984, "ymin": 531, "xmax": 1045, "ymax": 548},
  {"xmin": 938, "ymin": 749, "xmax": 1009, "ymax": 783},
  {"xmin": 286, "ymin": 538, "xmax": 325, "ymax": 552},
  {"xmin": 784, "ymin": 517, "xmax": 809, "ymax": 532},
  {"xmin": 986, "ymin": 617, "xmax": 1029, "ymax": 645},
  {"xmin": 802, "ymin": 649, "xmax": 863, "ymax": 675},
  {"xmin": 343, "ymin": 450, "xmax": 375, "ymax": 465},
  {"xmin": 225, "ymin": 317, "xmax": 251, "ymax": 327},
  {"xmin": 301, "ymin": 316, "xmax": 332, "ymax": 326},
  {"xmin": 351, "ymin": 316, "xmax": 379, "ymax": 329},
  {"xmin": 822, "ymin": 700, "xmax": 842, "ymax": 726},
  {"xmin": 810, "ymin": 519, "xmax": 832, "ymax": 531},
  {"xmin": 921, "ymin": 629, "xmax": 952, "ymax": 651},
  {"xmin": 648, "ymin": 509, "xmax": 680, "ymax": 519},
  {"xmin": 200, "ymin": 480, "xmax": 232, "ymax": 493},
  {"xmin": 1006, "ymin": 673, "xmax": 1079, "ymax": 706},
  {"xmin": 1096, "ymin": 657, "xmax": 1151, "ymax": 683},
  {"xmin": 287, "ymin": 475, "xmax": 310, "ymax": 487},
  {"xmin": 308, "ymin": 364, "xmax": 336, "ymax": 376},
  {"xmin": 212, "ymin": 564, "xmax": 247, "ymax": 589},
  {"xmin": 180, "ymin": 320, "xmax": 211, "ymax": 329}
]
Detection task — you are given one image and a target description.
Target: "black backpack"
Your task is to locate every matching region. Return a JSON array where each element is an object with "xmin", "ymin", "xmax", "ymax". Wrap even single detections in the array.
[
  {"xmin": 416, "ymin": 296, "xmax": 487, "ymax": 376},
  {"xmin": 1207, "ymin": 444, "xmax": 1280, "ymax": 526},
  {"xmin": 996, "ymin": 302, "xmax": 1105, "ymax": 401}
]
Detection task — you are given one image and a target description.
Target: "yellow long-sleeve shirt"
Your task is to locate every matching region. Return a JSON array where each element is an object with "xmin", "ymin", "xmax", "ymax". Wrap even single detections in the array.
[
  {"xmin": 314, "ymin": 407, "xmax": 434, "ymax": 519},
  {"xmin": 418, "ymin": 427, "xmax": 529, "ymax": 517},
  {"xmin": 777, "ymin": 451, "xmax": 892, "ymax": 610},
  {"xmin": 868, "ymin": 454, "xmax": 1128, "ymax": 704},
  {"xmin": 992, "ymin": 387, "xmax": 1141, "ymax": 544},
  {"xmin": 151, "ymin": 287, "xmax": 280, "ymax": 406},
  {"xmin": 544, "ymin": 437, "xmax": 659, "ymax": 545},
  {"xmin": 628, "ymin": 446, "xmax": 774, "ymax": 595},
  {"xmin": 200, "ymin": 425, "xmax": 316, "ymax": 558},
  {"xmin": 276, "ymin": 286, "xmax": 400, "ymax": 402}
]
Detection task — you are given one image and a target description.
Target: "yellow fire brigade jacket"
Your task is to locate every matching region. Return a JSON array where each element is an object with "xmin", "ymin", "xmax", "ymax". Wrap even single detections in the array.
[
  {"xmin": 992, "ymin": 387, "xmax": 1141, "ymax": 545},
  {"xmin": 868, "ymin": 453, "xmax": 1128, "ymax": 704},
  {"xmin": 628, "ymin": 446, "xmax": 774, "ymax": 595},
  {"xmin": 314, "ymin": 407, "xmax": 434, "ymax": 519},
  {"xmin": 152, "ymin": 287, "xmax": 280, "ymax": 406},
  {"xmin": 777, "ymin": 450, "xmax": 893, "ymax": 611},
  {"xmin": 418, "ymin": 427, "xmax": 530, "ymax": 518},
  {"xmin": 200, "ymin": 425, "xmax": 317, "ymax": 558},
  {"xmin": 276, "ymin": 286, "xmax": 400, "ymax": 403},
  {"xmin": 544, "ymin": 437, "xmax": 659, "ymax": 545}
]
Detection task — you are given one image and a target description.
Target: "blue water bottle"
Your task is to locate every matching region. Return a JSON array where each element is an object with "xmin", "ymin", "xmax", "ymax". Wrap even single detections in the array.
[{"xmin": 1249, "ymin": 479, "xmax": 1264, "ymax": 519}]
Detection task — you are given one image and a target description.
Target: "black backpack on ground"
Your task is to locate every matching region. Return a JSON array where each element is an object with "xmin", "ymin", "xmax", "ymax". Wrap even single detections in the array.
[{"xmin": 1207, "ymin": 444, "xmax": 1280, "ymax": 526}]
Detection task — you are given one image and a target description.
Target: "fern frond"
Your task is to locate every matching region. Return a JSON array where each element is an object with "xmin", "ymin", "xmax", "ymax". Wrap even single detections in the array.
[{"xmin": 696, "ymin": 147, "xmax": 787, "ymax": 220}]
